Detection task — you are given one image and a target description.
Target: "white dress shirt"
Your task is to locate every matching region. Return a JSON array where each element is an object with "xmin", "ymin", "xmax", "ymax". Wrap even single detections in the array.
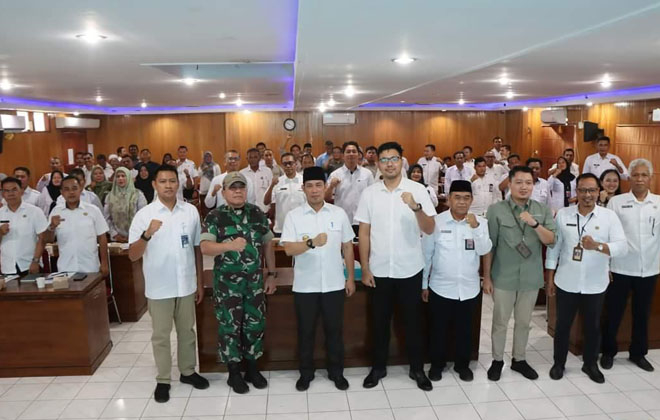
[
  {"xmin": 470, "ymin": 174, "xmax": 502, "ymax": 217},
  {"xmin": 128, "ymin": 198, "xmax": 201, "ymax": 299},
  {"xmin": 281, "ymin": 203, "xmax": 354, "ymax": 293},
  {"xmin": 416, "ymin": 157, "xmax": 442, "ymax": 197},
  {"xmin": 101, "ymin": 165, "xmax": 114, "ymax": 181},
  {"xmin": 583, "ymin": 153, "xmax": 629, "ymax": 180},
  {"xmin": 608, "ymin": 192, "xmax": 660, "ymax": 277},
  {"xmin": 177, "ymin": 159, "xmax": 198, "ymax": 179},
  {"xmin": 354, "ymin": 177, "xmax": 436, "ymax": 278},
  {"xmin": 545, "ymin": 205, "xmax": 627, "ymax": 294},
  {"xmin": 37, "ymin": 172, "xmax": 68, "ymax": 193},
  {"xmin": 240, "ymin": 165, "xmax": 273, "ymax": 212},
  {"xmin": 49, "ymin": 201, "xmax": 109, "ymax": 273},
  {"xmin": 549, "ymin": 162, "xmax": 580, "ymax": 178},
  {"xmin": 422, "ymin": 211, "xmax": 491, "ymax": 300},
  {"xmin": 444, "ymin": 165, "xmax": 475, "ymax": 196},
  {"xmin": 547, "ymin": 176, "xmax": 576, "ymax": 212},
  {"xmin": 272, "ymin": 173, "xmax": 306, "ymax": 233},
  {"xmin": 82, "ymin": 166, "xmax": 93, "ymax": 187},
  {"xmin": 486, "ymin": 164, "xmax": 508, "ymax": 181},
  {"xmin": 204, "ymin": 172, "xmax": 256, "ymax": 209},
  {"xmin": 531, "ymin": 178, "xmax": 551, "ymax": 206},
  {"xmin": 0, "ymin": 202, "xmax": 48, "ymax": 274},
  {"xmin": 57, "ymin": 190, "xmax": 104, "ymax": 213},
  {"xmin": 490, "ymin": 147, "xmax": 502, "ymax": 161},
  {"xmin": 327, "ymin": 165, "xmax": 374, "ymax": 225},
  {"xmin": 22, "ymin": 187, "xmax": 41, "ymax": 206}
]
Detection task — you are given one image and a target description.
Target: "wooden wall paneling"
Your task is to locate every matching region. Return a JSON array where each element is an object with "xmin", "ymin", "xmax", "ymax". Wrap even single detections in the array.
[{"xmin": 615, "ymin": 125, "xmax": 660, "ymax": 193}]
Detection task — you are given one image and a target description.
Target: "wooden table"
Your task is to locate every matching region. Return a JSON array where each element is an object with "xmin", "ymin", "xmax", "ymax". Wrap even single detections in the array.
[
  {"xmin": 108, "ymin": 246, "xmax": 147, "ymax": 322},
  {"xmin": 196, "ymin": 268, "xmax": 482, "ymax": 372},
  {"xmin": 547, "ymin": 287, "xmax": 660, "ymax": 355},
  {"xmin": 0, "ymin": 274, "xmax": 112, "ymax": 377},
  {"xmin": 47, "ymin": 243, "xmax": 147, "ymax": 323}
]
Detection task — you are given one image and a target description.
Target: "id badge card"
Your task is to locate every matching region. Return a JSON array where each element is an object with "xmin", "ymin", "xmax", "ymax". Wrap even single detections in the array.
[
  {"xmin": 572, "ymin": 245, "xmax": 583, "ymax": 262},
  {"xmin": 465, "ymin": 238, "xmax": 475, "ymax": 250},
  {"xmin": 181, "ymin": 234, "xmax": 190, "ymax": 248},
  {"xmin": 515, "ymin": 241, "xmax": 532, "ymax": 259}
]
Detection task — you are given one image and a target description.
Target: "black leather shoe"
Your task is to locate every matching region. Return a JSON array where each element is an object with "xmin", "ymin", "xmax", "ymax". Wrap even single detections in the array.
[
  {"xmin": 549, "ymin": 364, "xmax": 564, "ymax": 380},
  {"xmin": 362, "ymin": 369, "xmax": 386, "ymax": 388},
  {"xmin": 409, "ymin": 370, "xmax": 433, "ymax": 391},
  {"xmin": 244, "ymin": 361, "xmax": 268, "ymax": 389},
  {"xmin": 582, "ymin": 364, "xmax": 605, "ymax": 383},
  {"xmin": 428, "ymin": 366, "xmax": 443, "ymax": 382},
  {"xmin": 180, "ymin": 372, "xmax": 210, "ymax": 390},
  {"xmin": 630, "ymin": 356, "xmax": 655, "ymax": 372},
  {"xmin": 154, "ymin": 383, "xmax": 170, "ymax": 403},
  {"xmin": 454, "ymin": 367, "xmax": 473, "ymax": 382},
  {"xmin": 511, "ymin": 359, "xmax": 539, "ymax": 380},
  {"xmin": 227, "ymin": 363, "xmax": 249, "ymax": 394},
  {"xmin": 600, "ymin": 355, "xmax": 614, "ymax": 370},
  {"xmin": 328, "ymin": 374, "xmax": 349, "ymax": 391},
  {"xmin": 487, "ymin": 360, "xmax": 504, "ymax": 381},
  {"xmin": 295, "ymin": 375, "xmax": 313, "ymax": 391}
]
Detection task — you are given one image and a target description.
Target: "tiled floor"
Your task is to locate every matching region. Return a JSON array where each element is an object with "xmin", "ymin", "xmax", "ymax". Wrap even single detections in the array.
[{"xmin": 4, "ymin": 296, "xmax": 660, "ymax": 420}]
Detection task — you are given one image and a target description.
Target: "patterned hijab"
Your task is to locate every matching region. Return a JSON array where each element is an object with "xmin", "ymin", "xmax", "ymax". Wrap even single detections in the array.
[{"xmin": 105, "ymin": 167, "xmax": 139, "ymax": 233}]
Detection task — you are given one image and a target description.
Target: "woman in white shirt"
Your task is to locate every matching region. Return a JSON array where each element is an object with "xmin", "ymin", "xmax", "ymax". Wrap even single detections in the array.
[
  {"xmin": 408, "ymin": 164, "xmax": 439, "ymax": 207},
  {"xmin": 547, "ymin": 156, "xmax": 576, "ymax": 213},
  {"xmin": 198, "ymin": 151, "xmax": 221, "ymax": 195},
  {"xmin": 36, "ymin": 170, "xmax": 63, "ymax": 216},
  {"xmin": 104, "ymin": 167, "xmax": 147, "ymax": 242}
]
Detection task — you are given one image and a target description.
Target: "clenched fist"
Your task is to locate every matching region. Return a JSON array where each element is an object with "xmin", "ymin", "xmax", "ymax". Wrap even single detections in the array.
[
  {"xmin": 0, "ymin": 223, "xmax": 9, "ymax": 235},
  {"xmin": 519, "ymin": 211, "xmax": 537, "ymax": 227},
  {"xmin": 229, "ymin": 237, "xmax": 247, "ymax": 252},
  {"xmin": 401, "ymin": 192, "xmax": 418, "ymax": 210},
  {"xmin": 465, "ymin": 213, "xmax": 479, "ymax": 228},
  {"xmin": 49, "ymin": 215, "xmax": 64, "ymax": 230},
  {"xmin": 145, "ymin": 219, "xmax": 163, "ymax": 238},
  {"xmin": 312, "ymin": 232, "xmax": 327, "ymax": 247}
]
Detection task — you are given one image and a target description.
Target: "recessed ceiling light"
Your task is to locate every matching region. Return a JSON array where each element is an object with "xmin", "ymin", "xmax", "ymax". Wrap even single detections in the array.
[
  {"xmin": 614, "ymin": 102, "xmax": 628, "ymax": 107},
  {"xmin": 586, "ymin": 102, "xmax": 593, "ymax": 107},
  {"xmin": 182, "ymin": 78, "xmax": 197, "ymax": 86},
  {"xmin": 73, "ymin": 111, "xmax": 80, "ymax": 116},
  {"xmin": 219, "ymin": 92, "xmax": 226, "ymax": 99},
  {"xmin": 318, "ymin": 102, "xmax": 327, "ymax": 113},
  {"xmin": 75, "ymin": 32, "xmax": 107, "ymax": 44},
  {"xmin": 141, "ymin": 101, "xmax": 147, "ymax": 108},
  {"xmin": 600, "ymin": 74, "xmax": 612, "ymax": 88},
  {"xmin": 522, "ymin": 106, "xmax": 529, "ymax": 112},
  {"xmin": 243, "ymin": 109, "xmax": 251, "ymax": 114},
  {"xmin": 235, "ymin": 98, "xmax": 243, "ymax": 107},
  {"xmin": 400, "ymin": 100, "xmax": 406, "ymax": 103},
  {"xmin": 344, "ymin": 86, "xmax": 355, "ymax": 97},
  {"xmin": 327, "ymin": 98, "xmax": 336, "ymax": 107},
  {"xmin": 0, "ymin": 79, "xmax": 11, "ymax": 91},
  {"xmin": 498, "ymin": 77, "xmax": 510, "ymax": 85},
  {"xmin": 505, "ymin": 91, "xmax": 514, "ymax": 99},
  {"xmin": 441, "ymin": 109, "xmax": 447, "ymax": 112},
  {"xmin": 95, "ymin": 95, "xmax": 103, "ymax": 103},
  {"xmin": 392, "ymin": 56, "xmax": 417, "ymax": 64},
  {"xmin": 458, "ymin": 98, "xmax": 465, "ymax": 105}
]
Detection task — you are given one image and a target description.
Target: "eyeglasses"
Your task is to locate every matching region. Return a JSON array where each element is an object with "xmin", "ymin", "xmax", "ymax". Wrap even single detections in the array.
[
  {"xmin": 379, "ymin": 156, "xmax": 401, "ymax": 164},
  {"xmin": 282, "ymin": 161, "xmax": 296, "ymax": 167},
  {"xmin": 226, "ymin": 157, "xmax": 239, "ymax": 162},
  {"xmin": 577, "ymin": 188, "xmax": 599, "ymax": 194}
]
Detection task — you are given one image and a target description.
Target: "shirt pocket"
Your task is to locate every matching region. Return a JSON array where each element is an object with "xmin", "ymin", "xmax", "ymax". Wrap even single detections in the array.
[
  {"xmin": 437, "ymin": 232, "xmax": 455, "ymax": 249},
  {"xmin": 499, "ymin": 218, "xmax": 522, "ymax": 249}
]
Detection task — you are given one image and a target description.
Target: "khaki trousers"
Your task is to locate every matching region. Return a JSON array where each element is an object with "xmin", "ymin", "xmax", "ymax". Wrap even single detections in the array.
[
  {"xmin": 148, "ymin": 293, "xmax": 197, "ymax": 384},
  {"xmin": 491, "ymin": 288, "xmax": 539, "ymax": 361}
]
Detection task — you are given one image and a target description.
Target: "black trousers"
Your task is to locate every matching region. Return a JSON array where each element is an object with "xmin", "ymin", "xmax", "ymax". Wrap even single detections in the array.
[
  {"xmin": 429, "ymin": 290, "xmax": 477, "ymax": 370},
  {"xmin": 602, "ymin": 273, "xmax": 658, "ymax": 359},
  {"xmin": 294, "ymin": 289, "xmax": 345, "ymax": 378},
  {"xmin": 372, "ymin": 271, "xmax": 424, "ymax": 372},
  {"xmin": 554, "ymin": 287, "xmax": 605, "ymax": 366}
]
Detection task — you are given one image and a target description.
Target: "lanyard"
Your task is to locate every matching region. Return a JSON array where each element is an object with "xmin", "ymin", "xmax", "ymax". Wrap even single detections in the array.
[
  {"xmin": 577, "ymin": 212, "xmax": 594, "ymax": 241},
  {"xmin": 507, "ymin": 203, "xmax": 528, "ymax": 239}
]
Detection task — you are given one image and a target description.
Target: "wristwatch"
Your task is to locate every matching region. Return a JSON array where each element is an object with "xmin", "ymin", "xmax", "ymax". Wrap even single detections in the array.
[
  {"xmin": 31, "ymin": 257, "xmax": 40, "ymax": 264},
  {"xmin": 412, "ymin": 203, "xmax": 422, "ymax": 212},
  {"xmin": 306, "ymin": 238, "xmax": 315, "ymax": 249},
  {"xmin": 531, "ymin": 220, "xmax": 540, "ymax": 229},
  {"xmin": 597, "ymin": 243, "xmax": 604, "ymax": 252},
  {"xmin": 141, "ymin": 232, "xmax": 152, "ymax": 242},
  {"xmin": 267, "ymin": 271, "xmax": 278, "ymax": 278}
]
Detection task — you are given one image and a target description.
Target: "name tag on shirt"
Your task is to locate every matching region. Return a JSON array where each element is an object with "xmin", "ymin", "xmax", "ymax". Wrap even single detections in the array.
[
  {"xmin": 440, "ymin": 230, "xmax": 452, "ymax": 234},
  {"xmin": 181, "ymin": 234, "xmax": 190, "ymax": 248},
  {"xmin": 622, "ymin": 205, "xmax": 633, "ymax": 209},
  {"xmin": 566, "ymin": 223, "xmax": 577, "ymax": 227},
  {"xmin": 489, "ymin": 184, "xmax": 494, "ymax": 192},
  {"xmin": 465, "ymin": 239, "xmax": 475, "ymax": 250}
]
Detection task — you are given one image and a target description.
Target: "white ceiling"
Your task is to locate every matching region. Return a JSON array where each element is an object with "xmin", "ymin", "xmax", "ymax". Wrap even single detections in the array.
[{"xmin": 1, "ymin": 0, "xmax": 660, "ymax": 114}]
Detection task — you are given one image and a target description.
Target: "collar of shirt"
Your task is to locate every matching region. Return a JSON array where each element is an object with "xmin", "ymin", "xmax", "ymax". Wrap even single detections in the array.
[
  {"xmin": 3, "ymin": 201, "xmax": 28, "ymax": 214},
  {"xmin": 303, "ymin": 202, "xmax": 330, "ymax": 215},
  {"xmin": 377, "ymin": 177, "xmax": 406, "ymax": 193},
  {"xmin": 507, "ymin": 197, "xmax": 530, "ymax": 212},
  {"xmin": 341, "ymin": 165, "xmax": 361, "ymax": 175},
  {"xmin": 153, "ymin": 197, "xmax": 185, "ymax": 213},
  {"xmin": 621, "ymin": 191, "xmax": 656, "ymax": 205}
]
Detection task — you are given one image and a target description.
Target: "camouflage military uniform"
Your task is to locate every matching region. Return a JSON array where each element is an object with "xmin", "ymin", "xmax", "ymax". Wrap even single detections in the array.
[{"xmin": 201, "ymin": 203, "xmax": 274, "ymax": 363}]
